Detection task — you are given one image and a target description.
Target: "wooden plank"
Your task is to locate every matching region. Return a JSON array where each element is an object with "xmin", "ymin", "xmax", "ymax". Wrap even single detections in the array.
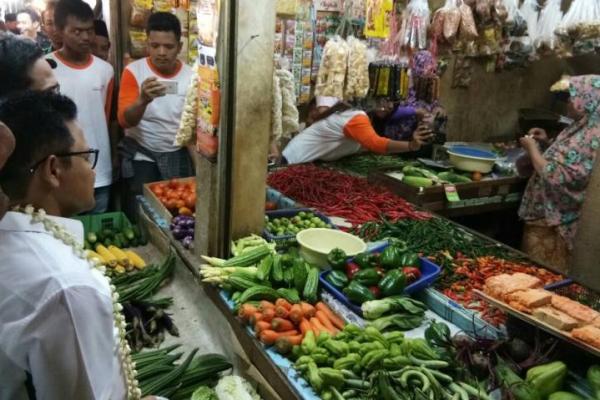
[{"xmin": 474, "ymin": 290, "xmax": 600, "ymax": 358}]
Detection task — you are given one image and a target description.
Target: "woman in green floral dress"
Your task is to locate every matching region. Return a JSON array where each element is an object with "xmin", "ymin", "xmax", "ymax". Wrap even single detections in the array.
[{"xmin": 519, "ymin": 75, "xmax": 600, "ymax": 273}]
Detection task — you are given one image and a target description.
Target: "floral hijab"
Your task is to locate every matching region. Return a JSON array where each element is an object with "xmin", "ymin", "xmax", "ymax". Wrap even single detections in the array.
[{"xmin": 519, "ymin": 75, "xmax": 600, "ymax": 249}]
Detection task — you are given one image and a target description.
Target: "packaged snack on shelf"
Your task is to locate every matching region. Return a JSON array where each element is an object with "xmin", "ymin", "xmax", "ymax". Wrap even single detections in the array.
[
  {"xmin": 153, "ymin": 0, "xmax": 174, "ymax": 12},
  {"xmin": 133, "ymin": 0, "xmax": 152, "ymax": 9},
  {"xmin": 364, "ymin": 0, "xmax": 394, "ymax": 39},
  {"xmin": 129, "ymin": 29, "xmax": 148, "ymax": 59},
  {"xmin": 130, "ymin": 4, "xmax": 151, "ymax": 28}
]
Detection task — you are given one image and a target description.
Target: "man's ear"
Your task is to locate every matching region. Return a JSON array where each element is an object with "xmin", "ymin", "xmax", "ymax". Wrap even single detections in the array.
[{"xmin": 39, "ymin": 155, "xmax": 62, "ymax": 189}]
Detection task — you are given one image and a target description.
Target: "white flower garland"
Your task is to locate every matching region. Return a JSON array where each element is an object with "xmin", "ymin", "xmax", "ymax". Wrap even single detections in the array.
[{"xmin": 15, "ymin": 205, "xmax": 141, "ymax": 400}]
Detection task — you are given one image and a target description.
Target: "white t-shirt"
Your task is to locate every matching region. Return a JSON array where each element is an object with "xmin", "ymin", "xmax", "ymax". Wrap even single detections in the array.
[
  {"xmin": 118, "ymin": 58, "xmax": 193, "ymax": 157},
  {"xmin": 47, "ymin": 52, "xmax": 114, "ymax": 188},
  {"xmin": 282, "ymin": 110, "xmax": 365, "ymax": 164},
  {"xmin": 0, "ymin": 212, "xmax": 126, "ymax": 400}
]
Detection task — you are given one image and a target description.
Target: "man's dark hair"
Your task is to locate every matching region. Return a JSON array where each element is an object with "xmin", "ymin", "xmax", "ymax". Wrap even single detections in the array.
[
  {"xmin": 0, "ymin": 36, "xmax": 43, "ymax": 97},
  {"xmin": 146, "ymin": 12, "xmax": 181, "ymax": 41},
  {"xmin": 5, "ymin": 13, "xmax": 17, "ymax": 23},
  {"xmin": 55, "ymin": 0, "xmax": 94, "ymax": 30},
  {"xmin": 17, "ymin": 8, "xmax": 41, "ymax": 23},
  {"xmin": 0, "ymin": 91, "xmax": 77, "ymax": 199},
  {"xmin": 94, "ymin": 19, "xmax": 108, "ymax": 38}
]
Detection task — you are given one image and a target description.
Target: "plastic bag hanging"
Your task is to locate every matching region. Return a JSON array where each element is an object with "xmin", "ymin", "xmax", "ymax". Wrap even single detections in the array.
[
  {"xmin": 364, "ymin": 0, "xmax": 394, "ymax": 39},
  {"xmin": 558, "ymin": 0, "xmax": 600, "ymax": 39},
  {"xmin": 345, "ymin": 36, "xmax": 370, "ymax": 100},
  {"xmin": 535, "ymin": 0, "xmax": 562, "ymax": 52},
  {"xmin": 401, "ymin": 0, "xmax": 431, "ymax": 51},
  {"xmin": 519, "ymin": 0, "xmax": 540, "ymax": 46},
  {"xmin": 315, "ymin": 36, "xmax": 349, "ymax": 99}
]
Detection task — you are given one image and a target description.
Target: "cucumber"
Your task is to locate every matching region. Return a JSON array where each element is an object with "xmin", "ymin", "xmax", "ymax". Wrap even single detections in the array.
[
  {"xmin": 403, "ymin": 176, "xmax": 434, "ymax": 188},
  {"xmin": 438, "ymin": 171, "xmax": 472, "ymax": 184}
]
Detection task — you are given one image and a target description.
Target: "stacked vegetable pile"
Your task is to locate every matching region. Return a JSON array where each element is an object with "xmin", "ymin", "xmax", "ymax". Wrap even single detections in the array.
[
  {"xmin": 170, "ymin": 214, "xmax": 195, "ymax": 249},
  {"xmin": 325, "ymin": 243, "xmax": 424, "ymax": 305},
  {"xmin": 200, "ymin": 236, "xmax": 320, "ymax": 306},
  {"xmin": 291, "ymin": 321, "xmax": 493, "ymax": 399},
  {"xmin": 87, "ymin": 244, "xmax": 147, "ymax": 276},
  {"xmin": 84, "ymin": 224, "xmax": 146, "ymax": 249},
  {"xmin": 149, "ymin": 179, "xmax": 196, "ymax": 216},
  {"xmin": 113, "ymin": 250, "xmax": 178, "ymax": 350},
  {"xmin": 265, "ymin": 211, "xmax": 332, "ymax": 237},
  {"xmin": 132, "ymin": 344, "xmax": 232, "ymax": 399},
  {"xmin": 322, "ymin": 153, "xmax": 409, "ymax": 176},
  {"xmin": 237, "ymin": 300, "xmax": 345, "ymax": 353},
  {"xmin": 357, "ymin": 217, "xmax": 563, "ymax": 326},
  {"xmin": 401, "ymin": 165, "xmax": 476, "ymax": 188},
  {"xmin": 267, "ymin": 164, "xmax": 430, "ymax": 226}
]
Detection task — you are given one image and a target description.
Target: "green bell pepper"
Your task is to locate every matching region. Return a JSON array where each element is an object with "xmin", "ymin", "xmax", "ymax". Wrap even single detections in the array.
[
  {"xmin": 401, "ymin": 252, "xmax": 420, "ymax": 268},
  {"xmin": 319, "ymin": 367, "xmax": 345, "ymax": 389},
  {"xmin": 526, "ymin": 361, "xmax": 567, "ymax": 399},
  {"xmin": 378, "ymin": 269, "xmax": 406, "ymax": 296},
  {"xmin": 327, "ymin": 248, "xmax": 347, "ymax": 270},
  {"xmin": 344, "ymin": 281, "xmax": 375, "ymax": 304},
  {"xmin": 325, "ymin": 270, "xmax": 348, "ymax": 289},
  {"xmin": 588, "ymin": 365, "xmax": 600, "ymax": 400},
  {"xmin": 353, "ymin": 252, "xmax": 379, "ymax": 269},
  {"xmin": 380, "ymin": 245, "xmax": 405, "ymax": 269},
  {"xmin": 352, "ymin": 268, "xmax": 381, "ymax": 286}
]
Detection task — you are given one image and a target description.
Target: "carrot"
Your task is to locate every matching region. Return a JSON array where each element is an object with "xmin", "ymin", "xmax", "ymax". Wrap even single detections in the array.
[
  {"xmin": 259, "ymin": 329, "xmax": 299, "ymax": 345},
  {"xmin": 316, "ymin": 310, "xmax": 338, "ymax": 334},
  {"xmin": 310, "ymin": 317, "xmax": 332, "ymax": 335},
  {"xmin": 249, "ymin": 312, "xmax": 263, "ymax": 326},
  {"xmin": 254, "ymin": 320, "xmax": 271, "ymax": 335},
  {"xmin": 259, "ymin": 300, "xmax": 275, "ymax": 312},
  {"xmin": 274, "ymin": 305, "xmax": 289, "ymax": 319},
  {"xmin": 289, "ymin": 304, "xmax": 304, "ymax": 324},
  {"xmin": 261, "ymin": 307, "xmax": 276, "ymax": 323},
  {"xmin": 275, "ymin": 298, "xmax": 293, "ymax": 311},
  {"xmin": 316, "ymin": 302, "xmax": 345, "ymax": 330},
  {"xmin": 271, "ymin": 317, "xmax": 295, "ymax": 332},
  {"xmin": 275, "ymin": 334, "xmax": 303, "ymax": 348},
  {"xmin": 238, "ymin": 304, "xmax": 258, "ymax": 321},
  {"xmin": 299, "ymin": 318, "xmax": 312, "ymax": 336},
  {"xmin": 300, "ymin": 302, "xmax": 316, "ymax": 318}
]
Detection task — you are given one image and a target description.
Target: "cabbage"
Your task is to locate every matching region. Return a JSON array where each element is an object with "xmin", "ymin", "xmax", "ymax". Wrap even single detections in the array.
[
  {"xmin": 191, "ymin": 385, "xmax": 217, "ymax": 400},
  {"xmin": 215, "ymin": 376, "xmax": 262, "ymax": 400}
]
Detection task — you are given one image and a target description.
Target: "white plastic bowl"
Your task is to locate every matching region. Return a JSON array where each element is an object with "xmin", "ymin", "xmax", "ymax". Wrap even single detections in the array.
[
  {"xmin": 296, "ymin": 228, "xmax": 367, "ymax": 268},
  {"xmin": 447, "ymin": 146, "xmax": 497, "ymax": 173}
]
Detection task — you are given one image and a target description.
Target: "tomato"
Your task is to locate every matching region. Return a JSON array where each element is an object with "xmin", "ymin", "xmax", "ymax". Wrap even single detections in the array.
[
  {"xmin": 185, "ymin": 195, "xmax": 195, "ymax": 209},
  {"xmin": 165, "ymin": 199, "xmax": 177, "ymax": 210},
  {"xmin": 265, "ymin": 201, "xmax": 277, "ymax": 211},
  {"xmin": 175, "ymin": 200, "xmax": 185, "ymax": 209}
]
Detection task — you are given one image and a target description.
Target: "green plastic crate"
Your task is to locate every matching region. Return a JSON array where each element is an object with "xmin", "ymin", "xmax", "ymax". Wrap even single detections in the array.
[{"xmin": 74, "ymin": 212, "xmax": 132, "ymax": 235}]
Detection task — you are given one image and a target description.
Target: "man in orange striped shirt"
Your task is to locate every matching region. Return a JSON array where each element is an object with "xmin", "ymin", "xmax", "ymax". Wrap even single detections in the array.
[{"xmin": 117, "ymin": 12, "xmax": 193, "ymax": 219}]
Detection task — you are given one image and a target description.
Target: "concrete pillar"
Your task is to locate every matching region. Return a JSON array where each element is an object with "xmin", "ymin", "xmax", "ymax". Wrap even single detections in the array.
[
  {"xmin": 570, "ymin": 150, "xmax": 600, "ymax": 291},
  {"xmin": 228, "ymin": 0, "xmax": 276, "ymax": 239}
]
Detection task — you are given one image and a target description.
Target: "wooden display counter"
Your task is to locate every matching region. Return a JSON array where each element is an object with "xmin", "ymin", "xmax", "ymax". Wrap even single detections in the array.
[{"xmin": 368, "ymin": 169, "xmax": 527, "ymax": 218}]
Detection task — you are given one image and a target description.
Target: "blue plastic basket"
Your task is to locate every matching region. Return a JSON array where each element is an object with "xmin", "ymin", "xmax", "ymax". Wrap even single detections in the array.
[
  {"xmin": 263, "ymin": 208, "xmax": 336, "ymax": 242},
  {"xmin": 266, "ymin": 187, "xmax": 300, "ymax": 210},
  {"xmin": 319, "ymin": 254, "xmax": 442, "ymax": 316}
]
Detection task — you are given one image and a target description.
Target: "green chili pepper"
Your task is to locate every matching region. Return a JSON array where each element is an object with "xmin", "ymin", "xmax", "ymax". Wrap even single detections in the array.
[
  {"xmin": 378, "ymin": 269, "xmax": 406, "ymax": 296},
  {"xmin": 325, "ymin": 270, "xmax": 348, "ymax": 289},
  {"xmin": 327, "ymin": 248, "xmax": 347, "ymax": 270},
  {"xmin": 352, "ymin": 268, "xmax": 381, "ymax": 286}
]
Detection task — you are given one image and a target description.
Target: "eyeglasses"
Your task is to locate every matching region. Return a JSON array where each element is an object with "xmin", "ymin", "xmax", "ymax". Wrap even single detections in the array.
[{"xmin": 29, "ymin": 148, "xmax": 99, "ymax": 173}]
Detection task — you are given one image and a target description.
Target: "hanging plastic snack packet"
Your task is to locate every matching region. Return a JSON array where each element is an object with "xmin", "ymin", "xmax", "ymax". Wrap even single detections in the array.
[
  {"xmin": 535, "ymin": 0, "xmax": 563, "ymax": 52},
  {"xmin": 519, "ymin": 0, "xmax": 540, "ymax": 46},
  {"xmin": 459, "ymin": 0, "xmax": 478, "ymax": 41},
  {"xmin": 442, "ymin": 0, "xmax": 461, "ymax": 42},
  {"xmin": 401, "ymin": 0, "xmax": 431, "ymax": 50}
]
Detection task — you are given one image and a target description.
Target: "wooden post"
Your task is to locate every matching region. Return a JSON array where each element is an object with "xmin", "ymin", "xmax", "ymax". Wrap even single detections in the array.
[{"xmin": 570, "ymin": 150, "xmax": 600, "ymax": 291}]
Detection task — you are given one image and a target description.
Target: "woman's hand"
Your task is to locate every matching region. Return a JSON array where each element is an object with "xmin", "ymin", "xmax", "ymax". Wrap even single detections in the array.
[
  {"xmin": 409, "ymin": 125, "xmax": 434, "ymax": 151},
  {"xmin": 528, "ymin": 127, "xmax": 549, "ymax": 144},
  {"xmin": 519, "ymin": 135, "xmax": 540, "ymax": 155}
]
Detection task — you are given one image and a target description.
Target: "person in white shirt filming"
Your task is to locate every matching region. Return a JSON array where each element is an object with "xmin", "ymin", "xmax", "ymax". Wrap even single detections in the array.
[{"xmin": 0, "ymin": 91, "xmax": 157, "ymax": 400}]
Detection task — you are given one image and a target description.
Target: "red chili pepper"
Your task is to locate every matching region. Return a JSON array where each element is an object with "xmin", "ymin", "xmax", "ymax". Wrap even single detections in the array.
[
  {"xmin": 402, "ymin": 267, "xmax": 421, "ymax": 284},
  {"xmin": 368, "ymin": 286, "xmax": 381, "ymax": 299},
  {"xmin": 346, "ymin": 262, "xmax": 360, "ymax": 279}
]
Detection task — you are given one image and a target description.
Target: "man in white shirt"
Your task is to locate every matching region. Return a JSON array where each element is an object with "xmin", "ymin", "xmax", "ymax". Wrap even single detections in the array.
[
  {"xmin": 118, "ymin": 12, "xmax": 193, "ymax": 219},
  {"xmin": 0, "ymin": 122, "xmax": 15, "ymax": 219},
  {"xmin": 48, "ymin": 0, "xmax": 115, "ymax": 213},
  {"xmin": 0, "ymin": 91, "xmax": 127, "ymax": 399}
]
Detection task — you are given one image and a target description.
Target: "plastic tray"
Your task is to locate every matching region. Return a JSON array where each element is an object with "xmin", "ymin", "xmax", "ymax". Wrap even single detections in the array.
[
  {"xmin": 319, "ymin": 255, "xmax": 441, "ymax": 316},
  {"xmin": 74, "ymin": 211, "xmax": 132, "ymax": 235},
  {"xmin": 263, "ymin": 208, "xmax": 336, "ymax": 242},
  {"xmin": 415, "ymin": 288, "xmax": 505, "ymax": 339}
]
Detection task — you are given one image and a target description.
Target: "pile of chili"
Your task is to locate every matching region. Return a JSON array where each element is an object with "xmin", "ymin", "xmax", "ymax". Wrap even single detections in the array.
[{"xmin": 268, "ymin": 164, "xmax": 430, "ymax": 226}]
